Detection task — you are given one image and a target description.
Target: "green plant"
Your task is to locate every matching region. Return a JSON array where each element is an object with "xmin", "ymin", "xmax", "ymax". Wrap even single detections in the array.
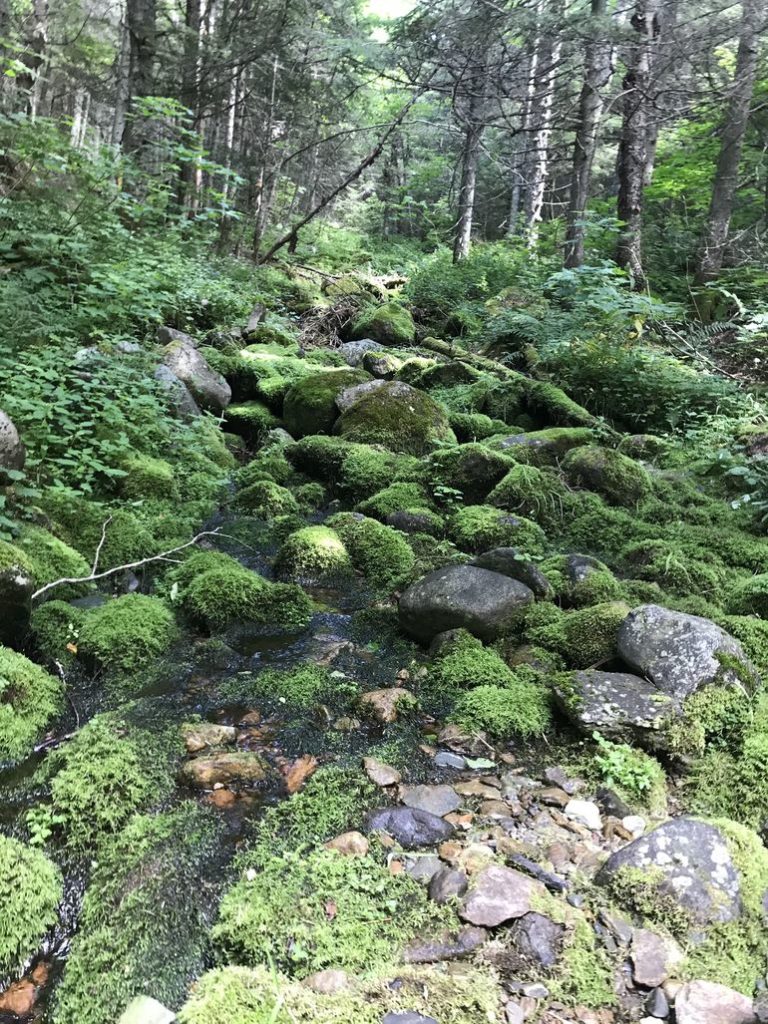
[
  {"xmin": 77, "ymin": 593, "xmax": 178, "ymax": 674},
  {"xmin": 0, "ymin": 645, "xmax": 64, "ymax": 762},
  {"xmin": 0, "ymin": 835, "xmax": 62, "ymax": 973},
  {"xmin": 590, "ymin": 732, "xmax": 666, "ymax": 812}
]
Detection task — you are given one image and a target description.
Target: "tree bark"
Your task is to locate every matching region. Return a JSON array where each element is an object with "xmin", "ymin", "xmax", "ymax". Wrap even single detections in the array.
[
  {"xmin": 122, "ymin": 0, "xmax": 156, "ymax": 155},
  {"xmin": 16, "ymin": 0, "xmax": 47, "ymax": 117},
  {"xmin": 615, "ymin": 0, "xmax": 661, "ymax": 289},
  {"xmin": 177, "ymin": 0, "xmax": 202, "ymax": 212},
  {"xmin": 695, "ymin": 0, "xmax": 763, "ymax": 284},
  {"xmin": 453, "ymin": 100, "xmax": 483, "ymax": 262},
  {"xmin": 564, "ymin": 0, "xmax": 613, "ymax": 268}
]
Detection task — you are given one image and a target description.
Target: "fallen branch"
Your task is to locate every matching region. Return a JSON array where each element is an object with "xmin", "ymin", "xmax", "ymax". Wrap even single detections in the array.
[{"xmin": 31, "ymin": 527, "xmax": 223, "ymax": 602}]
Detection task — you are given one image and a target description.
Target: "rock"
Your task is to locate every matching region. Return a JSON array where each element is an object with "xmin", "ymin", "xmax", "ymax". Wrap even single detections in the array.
[
  {"xmin": 435, "ymin": 751, "xmax": 466, "ymax": 769},
  {"xmin": 181, "ymin": 722, "xmax": 236, "ymax": 753},
  {"xmin": 339, "ymin": 339, "xmax": 380, "ymax": 366},
  {"xmin": 364, "ymin": 756, "xmax": 402, "ymax": 787},
  {"xmin": 471, "ymin": 548, "xmax": 551, "ymax": 598},
  {"xmin": 631, "ymin": 928, "xmax": 682, "ymax": 988},
  {"xmin": 284, "ymin": 368, "xmax": 370, "ymax": 437},
  {"xmin": 181, "ymin": 751, "xmax": 268, "ymax": 788},
  {"xmin": 428, "ymin": 866, "xmax": 468, "ymax": 903},
  {"xmin": 565, "ymin": 553, "xmax": 605, "ymax": 583},
  {"xmin": 554, "ymin": 669, "xmax": 677, "ymax": 748},
  {"xmin": 521, "ymin": 983, "xmax": 549, "ymax": 999},
  {"xmin": 335, "ymin": 380, "xmax": 456, "ymax": 456},
  {"xmin": 336, "ymin": 379, "xmax": 391, "ymax": 413},
  {"xmin": 0, "ymin": 979, "xmax": 37, "ymax": 1016},
  {"xmin": 539, "ymin": 787, "xmax": 570, "ymax": 808},
  {"xmin": 399, "ymin": 565, "xmax": 534, "ymax": 643},
  {"xmin": 303, "ymin": 969, "xmax": 350, "ymax": 994},
  {"xmin": 360, "ymin": 687, "xmax": 413, "ymax": 723},
  {"xmin": 543, "ymin": 766, "xmax": 582, "ymax": 794},
  {"xmin": 510, "ymin": 912, "xmax": 563, "ymax": 967},
  {"xmin": 674, "ymin": 980, "xmax": 756, "ymax": 1024},
  {"xmin": 565, "ymin": 799, "xmax": 602, "ymax": 831},
  {"xmin": 362, "ymin": 350, "xmax": 401, "ymax": 379},
  {"xmin": 646, "ymin": 987, "xmax": 670, "ymax": 1018},
  {"xmin": 596, "ymin": 786, "xmax": 633, "ymax": 819},
  {"xmin": 153, "ymin": 364, "xmax": 202, "ymax": 418},
  {"xmin": 617, "ymin": 604, "xmax": 758, "ymax": 701},
  {"xmin": 459, "ymin": 865, "xmax": 545, "ymax": 927},
  {"xmin": 0, "ymin": 409, "xmax": 25, "ymax": 479},
  {"xmin": 382, "ymin": 1014, "xmax": 437, "ymax": 1024},
  {"xmin": 365, "ymin": 806, "xmax": 454, "ymax": 848},
  {"xmin": 596, "ymin": 818, "xmax": 742, "ymax": 926},
  {"xmin": 623, "ymin": 815, "xmax": 646, "ymax": 838},
  {"xmin": 754, "ymin": 992, "xmax": 768, "ymax": 1023},
  {"xmin": 118, "ymin": 996, "xmax": 176, "ymax": 1024},
  {"xmin": 404, "ymin": 925, "xmax": 487, "ymax": 964},
  {"xmin": 401, "ymin": 784, "xmax": 462, "ymax": 817},
  {"xmin": 156, "ymin": 325, "xmax": 197, "ymax": 347},
  {"xmin": 505, "ymin": 1004, "xmax": 525, "ymax": 1024},
  {"xmin": 325, "ymin": 831, "xmax": 369, "ymax": 857},
  {"xmin": 0, "ymin": 550, "xmax": 33, "ymax": 647},
  {"xmin": 386, "ymin": 510, "xmax": 442, "ymax": 536},
  {"xmin": 404, "ymin": 854, "xmax": 442, "ymax": 883},
  {"xmin": 163, "ymin": 337, "xmax": 231, "ymax": 413}
]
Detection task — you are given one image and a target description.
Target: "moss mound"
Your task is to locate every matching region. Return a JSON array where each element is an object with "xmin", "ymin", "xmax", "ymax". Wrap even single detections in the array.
[
  {"xmin": 527, "ymin": 601, "xmax": 629, "ymax": 668},
  {"xmin": 283, "ymin": 368, "xmax": 369, "ymax": 438},
  {"xmin": 449, "ymin": 505, "xmax": 546, "ymax": 556},
  {"xmin": 487, "ymin": 463, "xmax": 568, "ymax": 528},
  {"xmin": 78, "ymin": 593, "xmax": 178, "ymax": 674},
  {"xmin": 119, "ymin": 454, "xmax": 177, "ymax": 500},
  {"xmin": 327, "ymin": 512, "xmax": 415, "ymax": 590},
  {"xmin": 286, "ymin": 435, "xmax": 419, "ymax": 501},
  {"xmin": 16, "ymin": 524, "xmax": 91, "ymax": 596},
  {"xmin": 334, "ymin": 381, "xmax": 455, "ymax": 456},
  {"xmin": 224, "ymin": 401, "xmax": 281, "ymax": 439},
  {"xmin": 426, "ymin": 443, "xmax": 511, "ymax": 502},
  {"xmin": 275, "ymin": 525, "xmax": 353, "ymax": 585},
  {"xmin": 0, "ymin": 645, "xmax": 64, "ymax": 762},
  {"xmin": 30, "ymin": 599, "xmax": 85, "ymax": 665},
  {"xmin": 540, "ymin": 555, "xmax": 623, "ymax": 608},
  {"xmin": 0, "ymin": 835, "xmax": 62, "ymax": 974},
  {"xmin": 350, "ymin": 302, "xmax": 415, "ymax": 346},
  {"xmin": 725, "ymin": 573, "xmax": 768, "ymax": 616},
  {"xmin": 451, "ymin": 682, "xmax": 550, "ymax": 740},
  {"xmin": 235, "ymin": 479, "xmax": 300, "ymax": 516},
  {"xmin": 563, "ymin": 445, "xmax": 652, "ymax": 506},
  {"xmin": 356, "ymin": 482, "xmax": 432, "ymax": 520},
  {"xmin": 223, "ymin": 663, "xmax": 356, "ymax": 711}
]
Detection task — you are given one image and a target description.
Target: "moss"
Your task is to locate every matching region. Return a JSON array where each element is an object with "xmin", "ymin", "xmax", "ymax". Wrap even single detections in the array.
[
  {"xmin": 285, "ymin": 435, "xmax": 419, "ymax": 501},
  {"xmin": 16, "ymin": 524, "xmax": 91, "ymax": 597},
  {"xmin": 557, "ymin": 491, "xmax": 657, "ymax": 560},
  {"xmin": 449, "ymin": 411, "xmax": 510, "ymax": 442},
  {"xmin": 0, "ymin": 645, "xmax": 63, "ymax": 762},
  {"xmin": 449, "ymin": 505, "xmax": 546, "ymax": 556},
  {"xmin": 529, "ymin": 602, "xmax": 629, "ymax": 668},
  {"xmin": 0, "ymin": 835, "xmax": 62, "ymax": 974},
  {"xmin": 30, "ymin": 599, "xmax": 85, "ymax": 665},
  {"xmin": 275, "ymin": 526, "xmax": 353, "ymax": 586},
  {"xmin": 248, "ymin": 322, "xmax": 299, "ymax": 349},
  {"xmin": 548, "ymin": 915, "xmax": 615, "ymax": 1009},
  {"xmin": 356, "ymin": 482, "xmax": 431, "ymax": 520},
  {"xmin": 235, "ymin": 479, "xmax": 300, "ymax": 516},
  {"xmin": 78, "ymin": 594, "xmax": 177, "ymax": 674},
  {"xmin": 351, "ymin": 302, "xmax": 415, "ymax": 346},
  {"xmin": 487, "ymin": 426, "xmax": 595, "ymax": 465},
  {"xmin": 725, "ymin": 573, "xmax": 768, "ymax": 616},
  {"xmin": 40, "ymin": 489, "xmax": 161, "ymax": 568},
  {"xmin": 430, "ymin": 629, "xmax": 515, "ymax": 690},
  {"xmin": 487, "ymin": 463, "xmax": 568, "ymax": 528},
  {"xmin": 119, "ymin": 454, "xmax": 177, "ymax": 500},
  {"xmin": 214, "ymin": 848, "xmax": 448, "ymax": 978},
  {"xmin": 283, "ymin": 368, "xmax": 369, "ymax": 438},
  {"xmin": 425, "ymin": 443, "xmax": 510, "ymax": 502},
  {"xmin": 603, "ymin": 864, "xmax": 693, "ymax": 937},
  {"xmin": 0, "ymin": 537, "xmax": 35, "ymax": 578},
  {"xmin": 327, "ymin": 512, "xmax": 415, "ymax": 591},
  {"xmin": 451, "ymin": 682, "xmax": 551, "ymax": 739},
  {"xmin": 622, "ymin": 540, "xmax": 724, "ymax": 598},
  {"xmin": 224, "ymin": 401, "xmax": 281, "ymax": 439},
  {"xmin": 237, "ymin": 447, "xmax": 295, "ymax": 487},
  {"xmin": 52, "ymin": 804, "xmax": 222, "ymax": 1024},
  {"xmin": 335, "ymin": 381, "xmax": 456, "ymax": 456},
  {"xmin": 540, "ymin": 554, "xmax": 623, "ymax": 608},
  {"xmin": 587, "ymin": 735, "xmax": 667, "ymax": 815},
  {"xmin": 563, "ymin": 445, "xmax": 652, "ymax": 506},
  {"xmin": 720, "ymin": 615, "xmax": 768, "ymax": 672},
  {"xmin": 222, "ymin": 664, "xmax": 357, "ymax": 711},
  {"xmin": 407, "ymin": 533, "xmax": 467, "ymax": 577}
]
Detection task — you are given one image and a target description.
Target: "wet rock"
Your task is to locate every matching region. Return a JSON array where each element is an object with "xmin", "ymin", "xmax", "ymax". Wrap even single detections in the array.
[
  {"xmin": 401, "ymin": 784, "xmax": 461, "ymax": 818},
  {"xmin": 596, "ymin": 786, "xmax": 633, "ymax": 819},
  {"xmin": 645, "ymin": 987, "xmax": 670, "ymax": 1018},
  {"xmin": 0, "ymin": 409, "xmax": 25, "ymax": 479},
  {"xmin": 0, "ymin": 551, "xmax": 33, "ymax": 647},
  {"xmin": 596, "ymin": 818, "xmax": 742, "ymax": 926},
  {"xmin": 674, "ymin": 980, "xmax": 756, "ymax": 1024},
  {"xmin": 325, "ymin": 831, "xmax": 369, "ymax": 857},
  {"xmin": 366, "ymin": 806, "xmax": 454, "ymax": 848},
  {"xmin": 303, "ymin": 969, "xmax": 350, "ymax": 994},
  {"xmin": 163, "ymin": 337, "xmax": 231, "ymax": 413},
  {"xmin": 364, "ymin": 756, "xmax": 402, "ymax": 787},
  {"xmin": 617, "ymin": 605, "xmax": 758, "ymax": 701},
  {"xmin": 382, "ymin": 1014, "xmax": 438, "ymax": 1024},
  {"xmin": 181, "ymin": 722, "xmax": 236, "ymax": 753},
  {"xmin": 471, "ymin": 548, "xmax": 552, "ymax": 598},
  {"xmin": 404, "ymin": 925, "xmax": 487, "ymax": 964},
  {"xmin": 339, "ymin": 339, "xmax": 381, "ymax": 366},
  {"xmin": 565, "ymin": 799, "xmax": 602, "ymax": 832},
  {"xmin": 510, "ymin": 912, "xmax": 563, "ymax": 967},
  {"xmin": 386, "ymin": 510, "xmax": 442, "ymax": 536},
  {"xmin": 182, "ymin": 751, "xmax": 268, "ymax": 788},
  {"xmin": 399, "ymin": 564, "xmax": 534, "ymax": 643},
  {"xmin": 118, "ymin": 996, "xmax": 175, "ymax": 1024},
  {"xmin": 435, "ymin": 751, "xmax": 466, "ymax": 769},
  {"xmin": 460, "ymin": 865, "xmax": 545, "ymax": 927},
  {"xmin": 555, "ymin": 669, "xmax": 677, "ymax": 747},
  {"xmin": 428, "ymin": 866, "xmax": 468, "ymax": 904},
  {"xmin": 631, "ymin": 928, "xmax": 682, "ymax": 988},
  {"xmin": 360, "ymin": 687, "xmax": 414, "ymax": 723}
]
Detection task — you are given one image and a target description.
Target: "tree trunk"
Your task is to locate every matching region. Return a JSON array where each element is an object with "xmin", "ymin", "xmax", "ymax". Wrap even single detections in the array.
[
  {"xmin": 177, "ymin": 0, "xmax": 201, "ymax": 212},
  {"xmin": 695, "ymin": 0, "xmax": 763, "ymax": 284},
  {"xmin": 564, "ymin": 0, "xmax": 613, "ymax": 268},
  {"xmin": 16, "ymin": 0, "xmax": 47, "ymax": 117},
  {"xmin": 112, "ymin": 9, "xmax": 131, "ymax": 146},
  {"xmin": 453, "ymin": 109, "xmax": 483, "ymax": 262},
  {"xmin": 122, "ymin": 0, "xmax": 156, "ymax": 156},
  {"xmin": 615, "ymin": 0, "xmax": 661, "ymax": 289}
]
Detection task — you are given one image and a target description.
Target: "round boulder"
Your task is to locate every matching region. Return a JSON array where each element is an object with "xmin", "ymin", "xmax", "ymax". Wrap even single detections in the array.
[{"xmin": 334, "ymin": 381, "xmax": 456, "ymax": 456}]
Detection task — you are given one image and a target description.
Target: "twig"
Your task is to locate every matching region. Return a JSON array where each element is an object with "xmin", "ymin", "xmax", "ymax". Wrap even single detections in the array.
[
  {"xmin": 91, "ymin": 515, "xmax": 113, "ymax": 575},
  {"xmin": 31, "ymin": 528, "xmax": 224, "ymax": 602}
]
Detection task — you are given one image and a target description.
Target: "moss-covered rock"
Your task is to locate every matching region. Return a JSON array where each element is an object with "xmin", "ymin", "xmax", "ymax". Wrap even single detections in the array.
[
  {"xmin": 563, "ymin": 445, "xmax": 652, "ymax": 506},
  {"xmin": 425, "ymin": 443, "xmax": 510, "ymax": 502},
  {"xmin": 356, "ymin": 482, "xmax": 432, "ymax": 520},
  {"xmin": 540, "ymin": 554, "xmax": 624, "ymax": 608},
  {"xmin": 275, "ymin": 526, "xmax": 353, "ymax": 586},
  {"xmin": 119, "ymin": 454, "xmax": 177, "ymax": 500},
  {"xmin": 283, "ymin": 368, "xmax": 369, "ymax": 438},
  {"xmin": 350, "ymin": 302, "xmax": 415, "ymax": 346},
  {"xmin": 0, "ymin": 835, "xmax": 62, "ymax": 974},
  {"xmin": 725, "ymin": 573, "xmax": 768, "ymax": 617},
  {"xmin": 334, "ymin": 381, "xmax": 455, "ymax": 456},
  {"xmin": 224, "ymin": 401, "xmax": 281, "ymax": 439},
  {"xmin": 622, "ymin": 540, "xmax": 724, "ymax": 598},
  {"xmin": 487, "ymin": 427, "xmax": 595, "ymax": 465},
  {"xmin": 15, "ymin": 524, "xmax": 91, "ymax": 599},
  {"xmin": 487, "ymin": 463, "xmax": 568, "ymax": 528},
  {"xmin": 449, "ymin": 505, "xmax": 546, "ymax": 556},
  {"xmin": 0, "ymin": 645, "xmax": 63, "ymax": 762},
  {"xmin": 326, "ymin": 513, "xmax": 415, "ymax": 591},
  {"xmin": 449, "ymin": 411, "xmax": 511, "ymax": 442},
  {"xmin": 235, "ymin": 479, "xmax": 300, "ymax": 517},
  {"xmin": 30, "ymin": 599, "xmax": 85, "ymax": 665},
  {"xmin": 78, "ymin": 594, "xmax": 177, "ymax": 674},
  {"xmin": 528, "ymin": 601, "xmax": 630, "ymax": 668}
]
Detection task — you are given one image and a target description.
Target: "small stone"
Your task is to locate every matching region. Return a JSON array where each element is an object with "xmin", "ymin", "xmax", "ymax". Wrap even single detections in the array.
[
  {"xmin": 564, "ymin": 799, "xmax": 602, "ymax": 831},
  {"xmin": 304, "ymin": 969, "xmax": 351, "ymax": 994},
  {"xmin": 538, "ymin": 786, "xmax": 571, "ymax": 808},
  {"xmin": 646, "ymin": 987, "xmax": 670, "ymax": 1018},
  {"xmin": 596, "ymin": 785, "xmax": 634, "ymax": 819},
  {"xmin": 435, "ymin": 751, "xmax": 466, "ymax": 769},
  {"xmin": 454, "ymin": 778, "xmax": 500, "ymax": 799},
  {"xmin": 478, "ymin": 799, "xmax": 512, "ymax": 818},
  {"xmin": 364, "ymin": 757, "xmax": 402, "ymax": 787},
  {"xmin": 404, "ymin": 854, "xmax": 442, "ymax": 883},
  {"xmin": 543, "ymin": 766, "xmax": 583, "ymax": 795},
  {"xmin": 401, "ymin": 784, "xmax": 462, "ymax": 817},
  {"xmin": 360, "ymin": 687, "xmax": 413, "ymax": 723},
  {"xmin": 382, "ymin": 1014, "xmax": 438, "ymax": 1024},
  {"xmin": 428, "ymin": 867, "xmax": 468, "ymax": 904},
  {"xmin": 460, "ymin": 865, "xmax": 545, "ymax": 927},
  {"xmin": 599, "ymin": 910, "xmax": 633, "ymax": 946},
  {"xmin": 325, "ymin": 831, "xmax": 369, "ymax": 857},
  {"xmin": 181, "ymin": 722, "xmax": 236, "ymax": 753},
  {"xmin": 521, "ymin": 982, "xmax": 549, "ymax": 999},
  {"xmin": 182, "ymin": 751, "xmax": 268, "ymax": 788},
  {"xmin": 632, "ymin": 928, "xmax": 682, "ymax": 988},
  {"xmin": 207, "ymin": 788, "xmax": 236, "ymax": 808},
  {"xmin": 623, "ymin": 814, "xmax": 646, "ymax": 837},
  {"xmin": 510, "ymin": 912, "xmax": 563, "ymax": 967},
  {"xmin": 366, "ymin": 806, "xmax": 454, "ymax": 849},
  {"xmin": 675, "ymin": 980, "xmax": 757, "ymax": 1024}
]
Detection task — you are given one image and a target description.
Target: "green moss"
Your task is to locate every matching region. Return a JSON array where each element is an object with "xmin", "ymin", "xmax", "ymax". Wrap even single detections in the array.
[
  {"xmin": 720, "ymin": 615, "xmax": 768, "ymax": 673},
  {"xmin": 247, "ymin": 322, "xmax": 299, "ymax": 349},
  {"xmin": 0, "ymin": 538, "xmax": 35, "ymax": 577},
  {"xmin": 487, "ymin": 427, "xmax": 595, "ymax": 465},
  {"xmin": 78, "ymin": 594, "xmax": 177, "ymax": 674},
  {"xmin": 529, "ymin": 602, "xmax": 629, "ymax": 668},
  {"xmin": 540, "ymin": 555, "xmax": 623, "ymax": 608},
  {"xmin": 603, "ymin": 864, "xmax": 693, "ymax": 936},
  {"xmin": 286, "ymin": 436, "xmax": 419, "ymax": 501},
  {"xmin": 327, "ymin": 512, "xmax": 415, "ymax": 591},
  {"xmin": 237, "ymin": 446, "xmax": 295, "ymax": 487},
  {"xmin": 0, "ymin": 645, "xmax": 63, "ymax": 762},
  {"xmin": 548, "ymin": 916, "xmax": 615, "ymax": 1009},
  {"xmin": 622, "ymin": 540, "xmax": 724, "ymax": 597},
  {"xmin": 16, "ymin": 524, "xmax": 91, "ymax": 596},
  {"xmin": 351, "ymin": 302, "xmax": 415, "ymax": 345},
  {"xmin": 235, "ymin": 479, "xmax": 300, "ymax": 516},
  {"xmin": 449, "ymin": 411, "xmax": 510, "ymax": 442},
  {"xmin": 563, "ymin": 445, "xmax": 652, "ymax": 506},
  {"xmin": 725, "ymin": 573, "xmax": 768, "ymax": 616},
  {"xmin": 119, "ymin": 454, "xmax": 177, "ymax": 500},
  {"xmin": 275, "ymin": 526, "xmax": 353, "ymax": 585},
  {"xmin": 224, "ymin": 401, "xmax": 281, "ymax": 438},
  {"xmin": 30, "ymin": 599, "xmax": 85, "ymax": 665},
  {"xmin": 0, "ymin": 835, "xmax": 62, "ymax": 974},
  {"xmin": 283, "ymin": 368, "xmax": 369, "ymax": 438},
  {"xmin": 356, "ymin": 482, "xmax": 432, "ymax": 519},
  {"xmin": 587, "ymin": 734, "xmax": 667, "ymax": 815},
  {"xmin": 40, "ymin": 489, "xmax": 160, "ymax": 568},
  {"xmin": 335, "ymin": 382, "xmax": 456, "ymax": 456},
  {"xmin": 222, "ymin": 664, "xmax": 357, "ymax": 711},
  {"xmin": 214, "ymin": 848, "xmax": 447, "ymax": 978},
  {"xmin": 487, "ymin": 463, "xmax": 568, "ymax": 528},
  {"xmin": 425, "ymin": 443, "xmax": 510, "ymax": 502},
  {"xmin": 406, "ymin": 533, "xmax": 467, "ymax": 577},
  {"xmin": 52, "ymin": 804, "xmax": 222, "ymax": 1024},
  {"xmin": 430, "ymin": 629, "xmax": 515, "ymax": 690},
  {"xmin": 451, "ymin": 682, "xmax": 550, "ymax": 739},
  {"xmin": 449, "ymin": 505, "xmax": 546, "ymax": 556}
]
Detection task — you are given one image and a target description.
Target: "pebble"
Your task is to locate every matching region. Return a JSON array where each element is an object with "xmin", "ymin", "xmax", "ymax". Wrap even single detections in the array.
[
  {"xmin": 401, "ymin": 784, "xmax": 462, "ymax": 817},
  {"xmin": 404, "ymin": 854, "xmax": 442, "ymax": 883},
  {"xmin": 364, "ymin": 757, "xmax": 401, "ymax": 787},
  {"xmin": 623, "ymin": 814, "xmax": 647, "ymax": 837},
  {"xmin": 428, "ymin": 866, "xmax": 468, "ymax": 904},
  {"xmin": 366, "ymin": 806, "xmax": 454, "ymax": 849},
  {"xmin": 434, "ymin": 751, "xmax": 466, "ymax": 769},
  {"xmin": 564, "ymin": 799, "xmax": 602, "ymax": 832},
  {"xmin": 538, "ymin": 786, "xmax": 571, "ymax": 808},
  {"xmin": 325, "ymin": 831, "xmax": 369, "ymax": 857}
]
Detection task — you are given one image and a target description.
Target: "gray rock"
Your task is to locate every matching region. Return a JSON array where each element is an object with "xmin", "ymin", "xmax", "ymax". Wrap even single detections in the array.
[
  {"xmin": 339, "ymin": 339, "xmax": 380, "ymax": 367},
  {"xmin": 645, "ymin": 987, "xmax": 670, "ymax": 1018},
  {"xmin": 631, "ymin": 928, "xmax": 682, "ymax": 987},
  {"xmin": 521, "ymin": 983, "xmax": 549, "ymax": 999},
  {"xmin": 617, "ymin": 604, "xmax": 758, "ymax": 701},
  {"xmin": 505, "ymin": 1004, "xmax": 525, "ymax": 1024},
  {"xmin": 510, "ymin": 912, "xmax": 563, "ymax": 967},
  {"xmin": 382, "ymin": 1014, "xmax": 438, "ymax": 1024},
  {"xmin": 163, "ymin": 338, "xmax": 231, "ymax": 413},
  {"xmin": 404, "ymin": 926, "xmax": 486, "ymax": 964},
  {"xmin": 401, "ymin": 784, "xmax": 461, "ymax": 818},
  {"xmin": 554, "ymin": 669, "xmax": 677, "ymax": 749},
  {"xmin": 565, "ymin": 553, "xmax": 605, "ymax": 583},
  {"xmin": 399, "ymin": 565, "xmax": 534, "ymax": 643},
  {"xmin": 0, "ymin": 410, "xmax": 25, "ymax": 479},
  {"xmin": 362, "ymin": 351, "xmax": 401, "ymax": 380},
  {"xmin": 435, "ymin": 751, "xmax": 466, "ymax": 770},
  {"xmin": 335, "ymin": 378, "xmax": 388, "ymax": 413},
  {"xmin": 675, "ymin": 980, "xmax": 756, "ymax": 1024},
  {"xmin": 0, "ymin": 549, "xmax": 33, "ymax": 647},
  {"xmin": 404, "ymin": 854, "xmax": 442, "ymax": 883},
  {"xmin": 156, "ymin": 325, "xmax": 197, "ymax": 347},
  {"xmin": 596, "ymin": 818, "xmax": 742, "ymax": 927},
  {"xmin": 754, "ymin": 991, "xmax": 768, "ymax": 1023},
  {"xmin": 365, "ymin": 806, "xmax": 454, "ymax": 848},
  {"xmin": 428, "ymin": 867, "xmax": 468, "ymax": 904},
  {"xmin": 115, "ymin": 340, "xmax": 141, "ymax": 354},
  {"xmin": 460, "ymin": 865, "xmax": 545, "ymax": 927},
  {"xmin": 386, "ymin": 511, "xmax": 442, "ymax": 536},
  {"xmin": 565, "ymin": 799, "xmax": 602, "ymax": 831},
  {"xmin": 471, "ymin": 548, "xmax": 551, "ymax": 598},
  {"xmin": 153, "ymin": 365, "xmax": 201, "ymax": 419}
]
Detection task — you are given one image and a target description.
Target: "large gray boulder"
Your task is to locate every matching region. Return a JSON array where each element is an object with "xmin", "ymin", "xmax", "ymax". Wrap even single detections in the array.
[
  {"xmin": 338, "ymin": 339, "xmax": 380, "ymax": 367},
  {"xmin": 163, "ymin": 338, "xmax": 231, "ymax": 414},
  {"xmin": 153, "ymin": 365, "xmax": 201, "ymax": 419},
  {"xmin": 398, "ymin": 564, "xmax": 534, "ymax": 643},
  {"xmin": 675, "ymin": 981, "xmax": 757, "ymax": 1024},
  {"xmin": 0, "ymin": 410, "xmax": 25, "ymax": 479},
  {"xmin": 471, "ymin": 548, "xmax": 551, "ymax": 598},
  {"xmin": 596, "ymin": 818, "xmax": 742, "ymax": 927},
  {"xmin": 618, "ymin": 604, "xmax": 759, "ymax": 701}
]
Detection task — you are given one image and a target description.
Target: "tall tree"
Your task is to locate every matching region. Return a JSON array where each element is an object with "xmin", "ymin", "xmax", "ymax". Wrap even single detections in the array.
[{"xmin": 122, "ymin": 0, "xmax": 156, "ymax": 155}]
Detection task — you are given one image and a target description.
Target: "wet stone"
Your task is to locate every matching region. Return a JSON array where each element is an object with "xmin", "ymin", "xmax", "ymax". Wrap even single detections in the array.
[
  {"xmin": 364, "ymin": 756, "xmax": 402, "ymax": 787},
  {"xmin": 401, "ymin": 784, "xmax": 462, "ymax": 817},
  {"xmin": 182, "ymin": 750, "xmax": 268, "ymax": 788},
  {"xmin": 181, "ymin": 723, "xmax": 237, "ymax": 753},
  {"xmin": 365, "ymin": 806, "xmax": 454, "ymax": 849},
  {"xmin": 645, "ymin": 987, "xmax": 670, "ymax": 1018},
  {"xmin": 428, "ymin": 866, "xmax": 468, "ymax": 904},
  {"xmin": 404, "ymin": 925, "xmax": 487, "ymax": 964},
  {"xmin": 434, "ymin": 751, "xmax": 466, "ymax": 769}
]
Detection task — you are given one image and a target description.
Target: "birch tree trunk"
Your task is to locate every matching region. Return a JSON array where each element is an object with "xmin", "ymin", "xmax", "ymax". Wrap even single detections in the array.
[
  {"xmin": 695, "ymin": 0, "xmax": 763, "ymax": 283},
  {"xmin": 453, "ymin": 97, "xmax": 483, "ymax": 262}
]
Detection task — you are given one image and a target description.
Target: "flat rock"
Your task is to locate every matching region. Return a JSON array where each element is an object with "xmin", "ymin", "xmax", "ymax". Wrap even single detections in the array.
[
  {"xmin": 510, "ymin": 912, "xmax": 563, "ymax": 967},
  {"xmin": 325, "ymin": 831, "xmax": 369, "ymax": 857},
  {"xmin": 181, "ymin": 722, "xmax": 236, "ymax": 753},
  {"xmin": 401, "ymin": 784, "xmax": 461, "ymax": 817},
  {"xmin": 364, "ymin": 756, "xmax": 402, "ymax": 786},
  {"xmin": 460, "ymin": 865, "xmax": 545, "ymax": 927},
  {"xmin": 360, "ymin": 687, "xmax": 413, "ymax": 723},
  {"xmin": 365, "ymin": 806, "xmax": 454, "ymax": 849},
  {"xmin": 471, "ymin": 548, "xmax": 552, "ymax": 598},
  {"xmin": 596, "ymin": 818, "xmax": 742, "ymax": 926},
  {"xmin": 675, "ymin": 980, "xmax": 756, "ymax": 1024},
  {"xmin": 435, "ymin": 751, "xmax": 466, "ymax": 769},
  {"xmin": 404, "ymin": 925, "xmax": 487, "ymax": 964},
  {"xmin": 182, "ymin": 751, "xmax": 268, "ymax": 788},
  {"xmin": 399, "ymin": 564, "xmax": 534, "ymax": 643},
  {"xmin": 617, "ymin": 604, "xmax": 758, "ymax": 701}
]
